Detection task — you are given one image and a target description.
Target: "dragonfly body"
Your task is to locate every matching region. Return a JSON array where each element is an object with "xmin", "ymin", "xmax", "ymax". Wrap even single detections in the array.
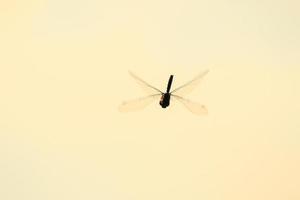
[{"xmin": 159, "ymin": 75, "xmax": 173, "ymax": 108}]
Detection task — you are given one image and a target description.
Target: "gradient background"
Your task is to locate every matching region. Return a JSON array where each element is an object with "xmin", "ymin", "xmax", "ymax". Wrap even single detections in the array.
[{"xmin": 1, "ymin": 0, "xmax": 300, "ymax": 199}]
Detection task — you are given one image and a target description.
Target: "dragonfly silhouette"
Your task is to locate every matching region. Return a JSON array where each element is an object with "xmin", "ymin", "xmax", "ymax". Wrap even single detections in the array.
[{"xmin": 119, "ymin": 70, "xmax": 209, "ymax": 115}]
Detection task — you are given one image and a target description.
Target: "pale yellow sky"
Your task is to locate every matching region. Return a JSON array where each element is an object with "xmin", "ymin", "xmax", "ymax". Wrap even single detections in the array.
[{"xmin": 0, "ymin": 0, "xmax": 300, "ymax": 200}]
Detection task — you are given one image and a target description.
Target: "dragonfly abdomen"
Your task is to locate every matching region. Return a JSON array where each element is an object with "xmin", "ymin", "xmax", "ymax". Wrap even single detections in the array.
[{"xmin": 166, "ymin": 75, "xmax": 174, "ymax": 93}]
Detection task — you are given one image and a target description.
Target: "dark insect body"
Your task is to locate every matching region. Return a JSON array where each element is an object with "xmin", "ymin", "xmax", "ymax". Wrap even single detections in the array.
[{"xmin": 159, "ymin": 75, "xmax": 173, "ymax": 108}]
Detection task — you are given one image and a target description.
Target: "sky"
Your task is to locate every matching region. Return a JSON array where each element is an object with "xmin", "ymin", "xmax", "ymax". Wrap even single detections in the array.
[{"xmin": 0, "ymin": 0, "xmax": 300, "ymax": 199}]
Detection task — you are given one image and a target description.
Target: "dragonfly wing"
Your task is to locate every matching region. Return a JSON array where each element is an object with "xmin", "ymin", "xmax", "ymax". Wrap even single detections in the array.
[
  {"xmin": 129, "ymin": 71, "xmax": 163, "ymax": 95},
  {"xmin": 119, "ymin": 94, "xmax": 161, "ymax": 112},
  {"xmin": 171, "ymin": 70, "xmax": 209, "ymax": 96},
  {"xmin": 172, "ymin": 95, "xmax": 208, "ymax": 115}
]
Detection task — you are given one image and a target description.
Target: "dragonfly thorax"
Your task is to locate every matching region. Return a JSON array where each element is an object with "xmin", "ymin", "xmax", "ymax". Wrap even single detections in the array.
[{"xmin": 159, "ymin": 93, "xmax": 171, "ymax": 108}]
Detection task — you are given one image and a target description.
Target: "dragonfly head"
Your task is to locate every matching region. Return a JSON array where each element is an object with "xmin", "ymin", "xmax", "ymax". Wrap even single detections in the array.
[{"xmin": 159, "ymin": 93, "xmax": 170, "ymax": 108}]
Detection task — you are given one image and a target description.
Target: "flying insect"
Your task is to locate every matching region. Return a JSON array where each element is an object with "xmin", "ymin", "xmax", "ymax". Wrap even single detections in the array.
[{"xmin": 119, "ymin": 70, "xmax": 209, "ymax": 115}]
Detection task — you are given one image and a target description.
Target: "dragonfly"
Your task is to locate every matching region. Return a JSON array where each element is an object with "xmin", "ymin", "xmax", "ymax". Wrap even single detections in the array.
[{"xmin": 119, "ymin": 70, "xmax": 209, "ymax": 115}]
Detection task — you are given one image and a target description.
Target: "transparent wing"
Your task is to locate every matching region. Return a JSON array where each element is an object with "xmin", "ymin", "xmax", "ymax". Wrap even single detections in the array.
[
  {"xmin": 118, "ymin": 94, "xmax": 161, "ymax": 112},
  {"xmin": 172, "ymin": 95, "xmax": 208, "ymax": 115},
  {"xmin": 171, "ymin": 70, "xmax": 209, "ymax": 96},
  {"xmin": 129, "ymin": 71, "xmax": 163, "ymax": 95}
]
